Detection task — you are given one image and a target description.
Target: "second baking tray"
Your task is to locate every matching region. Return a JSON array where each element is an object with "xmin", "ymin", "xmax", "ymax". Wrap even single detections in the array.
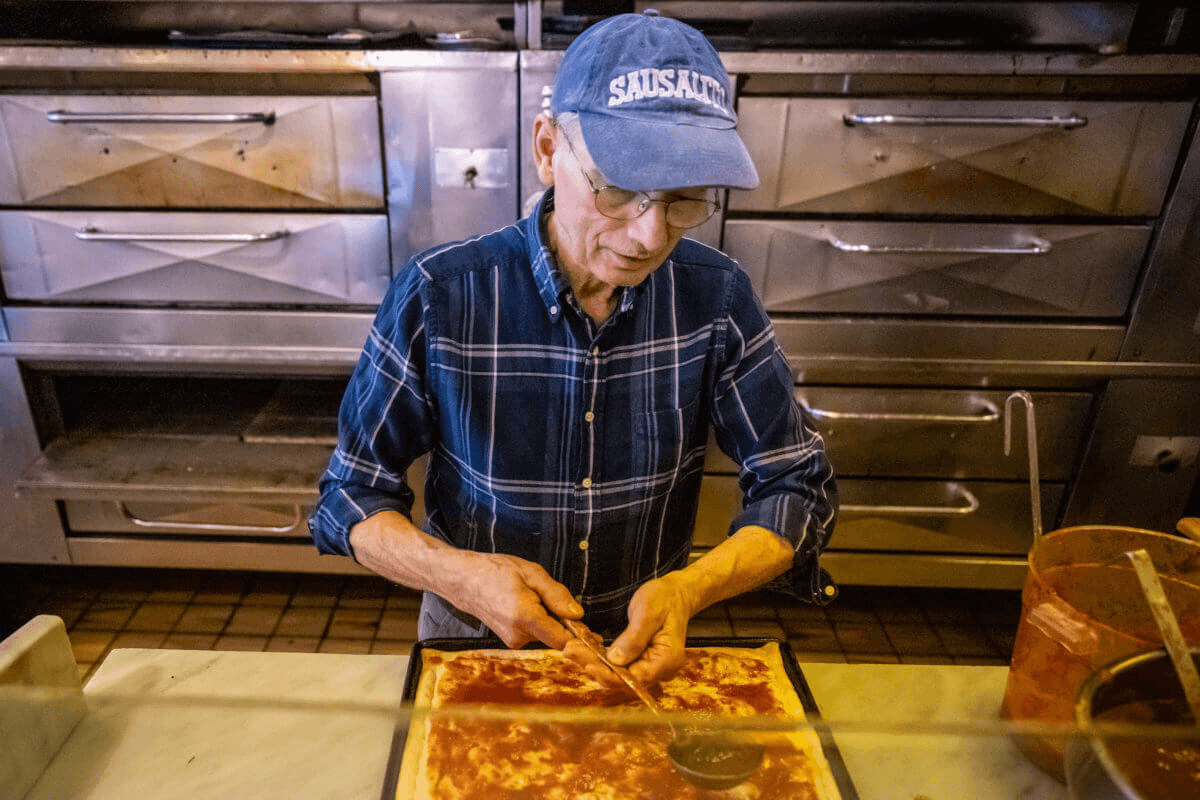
[{"xmin": 380, "ymin": 636, "xmax": 860, "ymax": 800}]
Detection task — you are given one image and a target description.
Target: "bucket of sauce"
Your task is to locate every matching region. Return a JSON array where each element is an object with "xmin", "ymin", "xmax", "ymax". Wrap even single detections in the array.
[
  {"xmin": 1000, "ymin": 525, "xmax": 1200, "ymax": 781},
  {"xmin": 1065, "ymin": 647, "xmax": 1200, "ymax": 799}
]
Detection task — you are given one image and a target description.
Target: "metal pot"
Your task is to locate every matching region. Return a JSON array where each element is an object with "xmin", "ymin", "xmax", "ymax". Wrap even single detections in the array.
[
  {"xmin": 1065, "ymin": 648, "xmax": 1200, "ymax": 799},
  {"xmin": 999, "ymin": 526, "xmax": 1200, "ymax": 779}
]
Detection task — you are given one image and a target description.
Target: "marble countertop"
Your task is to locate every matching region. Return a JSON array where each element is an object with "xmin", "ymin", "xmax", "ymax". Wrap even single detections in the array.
[{"xmin": 17, "ymin": 642, "xmax": 1070, "ymax": 800}]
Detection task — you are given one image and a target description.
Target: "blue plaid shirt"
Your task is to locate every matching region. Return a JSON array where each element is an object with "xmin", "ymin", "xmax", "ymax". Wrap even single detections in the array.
[{"xmin": 310, "ymin": 189, "xmax": 837, "ymax": 631}]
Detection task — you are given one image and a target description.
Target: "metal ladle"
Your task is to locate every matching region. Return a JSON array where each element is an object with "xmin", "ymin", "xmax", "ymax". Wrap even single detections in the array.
[
  {"xmin": 1125, "ymin": 548, "xmax": 1200, "ymax": 723},
  {"xmin": 560, "ymin": 617, "xmax": 766, "ymax": 789}
]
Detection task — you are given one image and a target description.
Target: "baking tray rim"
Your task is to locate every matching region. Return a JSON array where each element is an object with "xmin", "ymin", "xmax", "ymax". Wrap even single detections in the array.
[{"xmin": 379, "ymin": 635, "xmax": 860, "ymax": 800}]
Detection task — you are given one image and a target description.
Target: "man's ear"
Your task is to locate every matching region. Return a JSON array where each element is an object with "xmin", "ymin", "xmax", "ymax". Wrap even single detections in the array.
[{"xmin": 532, "ymin": 114, "xmax": 558, "ymax": 187}]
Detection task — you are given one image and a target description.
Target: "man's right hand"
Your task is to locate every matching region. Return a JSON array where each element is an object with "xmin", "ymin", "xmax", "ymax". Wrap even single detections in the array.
[
  {"xmin": 348, "ymin": 510, "xmax": 582, "ymax": 650},
  {"xmin": 451, "ymin": 551, "xmax": 583, "ymax": 649}
]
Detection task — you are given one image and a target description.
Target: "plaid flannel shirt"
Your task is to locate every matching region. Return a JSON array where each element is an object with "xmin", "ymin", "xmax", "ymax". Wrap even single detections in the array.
[{"xmin": 310, "ymin": 190, "xmax": 838, "ymax": 632}]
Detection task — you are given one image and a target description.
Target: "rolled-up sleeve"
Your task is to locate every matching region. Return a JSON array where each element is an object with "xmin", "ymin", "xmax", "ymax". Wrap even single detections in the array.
[
  {"xmin": 710, "ymin": 269, "xmax": 839, "ymax": 603},
  {"xmin": 308, "ymin": 265, "xmax": 434, "ymax": 558}
]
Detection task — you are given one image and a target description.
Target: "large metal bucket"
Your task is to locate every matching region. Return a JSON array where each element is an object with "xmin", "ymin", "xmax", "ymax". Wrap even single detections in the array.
[{"xmin": 999, "ymin": 525, "xmax": 1200, "ymax": 780}]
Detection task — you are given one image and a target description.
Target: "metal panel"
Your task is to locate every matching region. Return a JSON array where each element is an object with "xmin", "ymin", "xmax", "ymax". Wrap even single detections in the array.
[
  {"xmin": 1121, "ymin": 119, "xmax": 1200, "ymax": 365},
  {"xmin": 724, "ymin": 220, "xmax": 1150, "ymax": 317},
  {"xmin": 0, "ymin": 95, "xmax": 383, "ymax": 208},
  {"xmin": 65, "ymin": 536, "xmax": 369, "ymax": 574},
  {"xmin": 705, "ymin": 387, "xmax": 1092, "ymax": 480},
  {"xmin": 381, "ymin": 55, "xmax": 520, "ymax": 265},
  {"xmin": 730, "ymin": 98, "xmax": 1192, "ymax": 216},
  {"xmin": 772, "ymin": 317, "xmax": 1125, "ymax": 365},
  {"xmin": 0, "ymin": 357, "xmax": 69, "ymax": 563},
  {"xmin": 0, "ymin": 211, "xmax": 390, "ymax": 305},
  {"xmin": 1063, "ymin": 378, "xmax": 1200, "ymax": 532},
  {"xmin": 695, "ymin": 474, "xmax": 1060, "ymax": 556}
]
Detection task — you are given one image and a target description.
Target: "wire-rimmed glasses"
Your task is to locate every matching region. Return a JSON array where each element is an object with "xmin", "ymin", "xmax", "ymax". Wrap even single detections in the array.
[{"xmin": 560, "ymin": 131, "xmax": 721, "ymax": 229}]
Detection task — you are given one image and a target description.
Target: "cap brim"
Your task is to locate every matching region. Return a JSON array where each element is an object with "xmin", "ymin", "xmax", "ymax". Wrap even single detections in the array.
[{"xmin": 577, "ymin": 111, "xmax": 760, "ymax": 192}]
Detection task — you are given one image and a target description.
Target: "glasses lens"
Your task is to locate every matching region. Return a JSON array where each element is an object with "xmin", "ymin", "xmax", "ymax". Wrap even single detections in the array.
[
  {"xmin": 593, "ymin": 186, "xmax": 718, "ymax": 228},
  {"xmin": 666, "ymin": 199, "xmax": 718, "ymax": 228},
  {"xmin": 595, "ymin": 186, "xmax": 644, "ymax": 219}
]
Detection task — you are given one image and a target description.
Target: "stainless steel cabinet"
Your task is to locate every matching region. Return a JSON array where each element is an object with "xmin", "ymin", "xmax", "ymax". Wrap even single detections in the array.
[
  {"xmin": 0, "ymin": 211, "xmax": 390, "ymax": 305},
  {"xmin": 0, "ymin": 94, "xmax": 384, "ymax": 208},
  {"xmin": 732, "ymin": 98, "xmax": 1192, "ymax": 217},
  {"xmin": 723, "ymin": 221, "xmax": 1150, "ymax": 317}
]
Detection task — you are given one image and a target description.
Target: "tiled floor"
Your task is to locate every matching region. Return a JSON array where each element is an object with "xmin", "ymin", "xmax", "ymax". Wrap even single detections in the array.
[{"xmin": 2, "ymin": 565, "xmax": 1023, "ymax": 684}]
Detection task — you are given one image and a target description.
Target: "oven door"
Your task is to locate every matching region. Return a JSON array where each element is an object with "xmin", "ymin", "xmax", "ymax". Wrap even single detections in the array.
[
  {"xmin": 0, "ymin": 210, "xmax": 390, "ymax": 306},
  {"xmin": 0, "ymin": 94, "xmax": 383, "ymax": 208}
]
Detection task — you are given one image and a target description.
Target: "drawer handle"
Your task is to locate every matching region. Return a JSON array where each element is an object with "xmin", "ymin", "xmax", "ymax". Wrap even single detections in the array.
[
  {"xmin": 827, "ymin": 236, "xmax": 1052, "ymax": 256},
  {"xmin": 117, "ymin": 501, "xmax": 303, "ymax": 534},
  {"xmin": 47, "ymin": 110, "xmax": 276, "ymax": 125},
  {"xmin": 841, "ymin": 486, "xmax": 981, "ymax": 517},
  {"xmin": 804, "ymin": 402, "xmax": 999, "ymax": 424},
  {"xmin": 75, "ymin": 228, "xmax": 290, "ymax": 243},
  {"xmin": 842, "ymin": 113, "xmax": 1087, "ymax": 129}
]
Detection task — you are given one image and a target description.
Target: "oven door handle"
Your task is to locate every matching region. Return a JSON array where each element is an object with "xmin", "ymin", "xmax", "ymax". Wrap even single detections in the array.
[
  {"xmin": 842, "ymin": 112, "xmax": 1087, "ymax": 129},
  {"xmin": 840, "ymin": 486, "xmax": 981, "ymax": 517},
  {"xmin": 117, "ymin": 502, "xmax": 304, "ymax": 534},
  {"xmin": 803, "ymin": 402, "xmax": 1000, "ymax": 425},
  {"xmin": 74, "ymin": 228, "xmax": 290, "ymax": 243},
  {"xmin": 826, "ymin": 236, "xmax": 1051, "ymax": 256},
  {"xmin": 47, "ymin": 110, "xmax": 276, "ymax": 125}
]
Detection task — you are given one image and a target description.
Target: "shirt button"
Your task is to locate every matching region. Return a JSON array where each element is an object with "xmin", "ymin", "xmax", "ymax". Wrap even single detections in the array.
[
  {"xmin": 584, "ymin": 411, "xmax": 595, "ymax": 422},
  {"xmin": 591, "ymin": 347, "xmax": 599, "ymax": 357},
  {"xmin": 579, "ymin": 540, "xmax": 589, "ymax": 551},
  {"xmin": 549, "ymin": 305, "xmax": 558, "ymax": 315},
  {"xmin": 581, "ymin": 477, "xmax": 592, "ymax": 488}
]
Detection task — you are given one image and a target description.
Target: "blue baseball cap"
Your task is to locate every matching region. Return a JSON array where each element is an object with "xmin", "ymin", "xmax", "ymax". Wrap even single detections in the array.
[{"xmin": 550, "ymin": 11, "xmax": 759, "ymax": 192}]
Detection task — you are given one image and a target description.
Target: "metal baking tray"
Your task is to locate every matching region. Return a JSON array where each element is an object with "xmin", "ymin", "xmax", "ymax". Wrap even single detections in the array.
[{"xmin": 380, "ymin": 636, "xmax": 860, "ymax": 800}]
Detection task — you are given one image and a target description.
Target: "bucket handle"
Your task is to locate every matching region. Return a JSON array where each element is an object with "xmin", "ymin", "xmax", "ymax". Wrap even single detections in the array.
[{"xmin": 1005, "ymin": 390, "xmax": 1043, "ymax": 548}]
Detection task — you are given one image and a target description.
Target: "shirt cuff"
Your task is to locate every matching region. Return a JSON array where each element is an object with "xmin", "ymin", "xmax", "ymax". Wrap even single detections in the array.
[
  {"xmin": 730, "ymin": 494, "xmax": 838, "ymax": 605},
  {"xmin": 308, "ymin": 484, "xmax": 415, "ymax": 559}
]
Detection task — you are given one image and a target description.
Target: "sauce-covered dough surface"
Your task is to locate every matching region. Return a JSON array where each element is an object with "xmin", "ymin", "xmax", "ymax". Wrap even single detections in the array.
[{"xmin": 396, "ymin": 643, "xmax": 844, "ymax": 800}]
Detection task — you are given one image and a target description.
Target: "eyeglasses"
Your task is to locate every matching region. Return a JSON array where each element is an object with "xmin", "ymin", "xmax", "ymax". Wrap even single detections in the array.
[{"xmin": 560, "ymin": 130, "xmax": 720, "ymax": 229}]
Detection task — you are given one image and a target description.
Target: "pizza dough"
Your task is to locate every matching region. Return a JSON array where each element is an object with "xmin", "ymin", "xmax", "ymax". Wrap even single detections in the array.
[{"xmin": 396, "ymin": 642, "xmax": 844, "ymax": 800}]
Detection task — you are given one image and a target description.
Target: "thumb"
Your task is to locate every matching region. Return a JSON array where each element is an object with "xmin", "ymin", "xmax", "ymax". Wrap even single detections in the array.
[{"xmin": 606, "ymin": 619, "xmax": 654, "ymax": 666}]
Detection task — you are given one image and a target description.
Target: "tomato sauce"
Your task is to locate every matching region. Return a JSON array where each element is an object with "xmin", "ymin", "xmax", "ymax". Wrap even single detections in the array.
[{"xmin": 419, "ymin": 650, "xmax": 821, "ymax": 799}]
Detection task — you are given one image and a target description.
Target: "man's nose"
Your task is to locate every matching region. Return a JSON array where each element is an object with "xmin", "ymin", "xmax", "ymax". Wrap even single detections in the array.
[{"xmin": 624, "ymin": 202, "xmax": 671, "ymax": 252}]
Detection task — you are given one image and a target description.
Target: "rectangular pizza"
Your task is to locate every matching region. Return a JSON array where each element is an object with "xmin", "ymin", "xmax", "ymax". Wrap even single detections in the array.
[{"xmin": 394, "ymin": 641, "xmax": 845, "ymax": 800}]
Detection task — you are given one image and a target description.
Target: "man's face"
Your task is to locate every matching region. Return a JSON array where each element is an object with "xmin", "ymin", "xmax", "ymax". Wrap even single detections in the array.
[{"xmin": 547, "ymin": 125, "xmax": 699, "ymax": 290}]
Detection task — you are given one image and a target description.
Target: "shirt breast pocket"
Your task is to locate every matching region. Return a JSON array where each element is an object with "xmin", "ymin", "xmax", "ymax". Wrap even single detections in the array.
[{"xmin": 634, "ymin": 400, "xmax": 701, "ymax": 479}]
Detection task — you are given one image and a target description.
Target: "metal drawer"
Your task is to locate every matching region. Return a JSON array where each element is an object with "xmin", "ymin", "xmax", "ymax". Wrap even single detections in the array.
[
  {"xmin": 63, "ymin": 500, "xmax": 313, "ymax": 540},
  {"xmin": 730, "ymin": 97, "xmax": 1192, "ymax": 216},
  {"xmin": 723, "ymin": 220, "xmax": 1150, "ymax": 317},
  {"xmin": 695, "ymin": 475, "xmax": 1061, "ymax": 556},
  {"xmin": 706, "ymin": 387, "xmax": 1091, "ymax": 480},
  {"xmin": 0, "ymin": 94, "xmax": 383, "ymax": 208},
  {"xmin": 0, "ymin": 210, "xmax": 390, "ymax": 305}
]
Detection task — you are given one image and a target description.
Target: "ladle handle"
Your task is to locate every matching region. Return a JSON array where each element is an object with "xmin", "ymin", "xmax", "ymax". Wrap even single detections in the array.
[
  {"xmin": 1005, "ymin": 391, "xmax": 1042, "ymax": 548},
  {"xmin": 1126, "ymin": 548, "xmax": 1200, "ymax": 722}
]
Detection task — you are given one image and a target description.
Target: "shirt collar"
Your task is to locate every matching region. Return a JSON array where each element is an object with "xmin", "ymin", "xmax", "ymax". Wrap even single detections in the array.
[{"xmin": 525, "ymin": 187, "xmax": 647, "ymax": 324}]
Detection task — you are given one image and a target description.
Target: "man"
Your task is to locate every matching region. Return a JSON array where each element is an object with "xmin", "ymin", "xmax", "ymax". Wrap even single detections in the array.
[{"xmin": 309, "ymin": 11, "xmax": 837, "ymax": 686}]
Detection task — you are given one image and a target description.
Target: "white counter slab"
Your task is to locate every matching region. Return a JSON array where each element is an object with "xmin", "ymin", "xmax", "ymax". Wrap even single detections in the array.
[
  {"xmin": 801, "ymin": 662, "xmax": 1068, "ymax": 800},
  {"xmin": 25, "ymin": 648, "xmax": 409, "ymax": 800}
]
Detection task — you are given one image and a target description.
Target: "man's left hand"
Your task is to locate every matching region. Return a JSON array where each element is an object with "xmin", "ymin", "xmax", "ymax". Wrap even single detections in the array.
[{"xmin": 604, "ymin": 573, "xmax": 695, "ymax": 685}]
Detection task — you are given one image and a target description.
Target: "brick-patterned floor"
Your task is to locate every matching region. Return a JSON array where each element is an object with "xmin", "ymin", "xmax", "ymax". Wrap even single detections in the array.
[{"xmin": 2, "ymin": 565, "xmax": 1023, "ymax": 683}]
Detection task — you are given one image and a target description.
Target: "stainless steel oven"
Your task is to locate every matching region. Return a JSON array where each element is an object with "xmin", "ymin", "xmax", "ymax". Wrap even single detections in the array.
[
  {"xmin": 2, "ymin": 1, "xmax": 1199, "ymax": 585},
  {"xmin": 0, "ymin": 45, "xmax": 512, "ymax": 569},
  {"xmin": 518, "ymin": 11, "xmax": 1200, "ymax": 588}
]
